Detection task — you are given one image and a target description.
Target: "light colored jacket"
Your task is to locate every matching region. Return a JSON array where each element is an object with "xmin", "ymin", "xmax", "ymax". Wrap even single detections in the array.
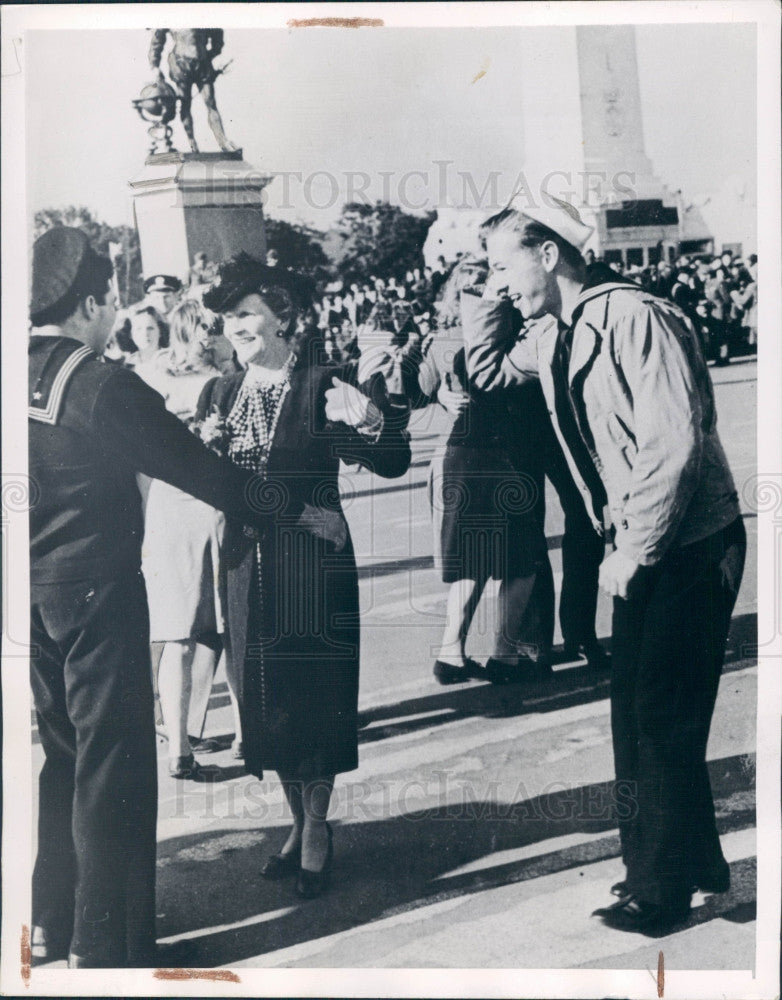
[{"xmin": 461, "ymin": 283, "xmax": 740, "ymax": 566}]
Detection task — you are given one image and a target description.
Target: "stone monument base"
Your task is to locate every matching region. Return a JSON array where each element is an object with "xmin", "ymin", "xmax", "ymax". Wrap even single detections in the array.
[{"xmin": 129, "ymin": 150, "xmax": 272, "ymax": 282}]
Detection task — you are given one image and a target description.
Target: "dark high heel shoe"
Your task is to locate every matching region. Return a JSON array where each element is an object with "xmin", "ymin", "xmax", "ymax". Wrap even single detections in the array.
[
  {"xmin": 261, "ymin": 845, "xmax": 301, "ymax": 879},
  {"xmin": 296, "ymin": 822, "xmax": 333, "ymax": 899},
  {"xmin": 168, "ymin": 753, "xmax": 200, "ymax": 779},
  {"xmin": 433, "ymin": 657, "xmax": 482, "ymax": 685}
]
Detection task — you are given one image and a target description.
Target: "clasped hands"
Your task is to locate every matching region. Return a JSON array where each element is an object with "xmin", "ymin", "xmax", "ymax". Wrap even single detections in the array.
[
  {"xmin": 243, "ymin": 503, "xmax": 347, "ymax": 551},
  {"xmin": 324, "ymin": 376, "xmax": 377, "ymax": 428}
]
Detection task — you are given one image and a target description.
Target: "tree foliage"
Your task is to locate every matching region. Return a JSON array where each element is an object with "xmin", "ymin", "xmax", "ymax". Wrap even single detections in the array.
[
  {"xmin": 324, "ymin": 202, "xmax": 437, "ymax": 284},
  {"xmin": 33, "ymin": 206, "xmax": 144, "ymax": 307},
  {"xmin": 264, "ymin": 217, "xmax": 332, "ymax": 285},
  {"xmin": 32, "ymin": 201, "xmax": 436, "ymax": 303}
]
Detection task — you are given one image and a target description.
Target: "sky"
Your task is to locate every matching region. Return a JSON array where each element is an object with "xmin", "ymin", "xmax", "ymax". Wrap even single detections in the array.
[{"xmin": 24, "ymin": 22, "xmax": 757, "ymax": 246}]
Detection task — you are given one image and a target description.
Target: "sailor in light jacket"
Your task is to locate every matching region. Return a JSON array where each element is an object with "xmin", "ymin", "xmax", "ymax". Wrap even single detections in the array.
[
  {"xmin": 461, "ymin": 269, "xmax": 740, "ymax": 574},
  {"xmin": 460, "ymin": 195, "xmax": 745, "ymax": 932}
]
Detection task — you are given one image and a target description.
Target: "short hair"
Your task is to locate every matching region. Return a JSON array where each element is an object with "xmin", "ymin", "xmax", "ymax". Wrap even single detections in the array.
[
  {"xmin": 203, "ymin": 252, "xmax": 311, "ymax": 341},
  {"xmin": 131, "ymin": 305, "xmax": 170, "ymax": 349},
  {"xmin": 480, "ymin": 208, "xmax": 585, "ymax": 271},
  {"xmin": 31, "ymin": 248, "xmax": 114, "ymax": 327}
]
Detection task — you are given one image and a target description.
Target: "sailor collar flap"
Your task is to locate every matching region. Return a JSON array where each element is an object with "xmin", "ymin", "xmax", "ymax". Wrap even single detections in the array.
[{"xmin": 29, "ymin": 339, "xmax": 96, "ymax": 425}]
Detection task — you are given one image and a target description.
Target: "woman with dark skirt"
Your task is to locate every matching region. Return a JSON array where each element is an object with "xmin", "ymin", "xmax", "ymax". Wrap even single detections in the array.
[
  {"xmin": 197, "ymin": 255, "xmax": 410, "ymax": 897},
  {"xmin": 399, "ymin": 260, "xmax": 551, "ymax": 686}
]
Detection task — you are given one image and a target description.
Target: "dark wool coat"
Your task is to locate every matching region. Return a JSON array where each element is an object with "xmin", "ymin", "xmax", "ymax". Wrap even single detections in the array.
[{"xmin": 197, "ymin": 361, "xmax": 410, "ymax": 779}]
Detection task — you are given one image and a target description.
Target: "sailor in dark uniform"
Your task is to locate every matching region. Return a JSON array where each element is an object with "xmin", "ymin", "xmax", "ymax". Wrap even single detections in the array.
[{"xmin": 27, "ymin": 228, "xmax": 283, "ymax": 968}]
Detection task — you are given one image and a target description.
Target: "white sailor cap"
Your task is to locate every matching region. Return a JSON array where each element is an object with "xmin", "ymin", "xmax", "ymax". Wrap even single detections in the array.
[{"xmin": 506, "ymin": 193, "xmax": 594, "ymax": 251}]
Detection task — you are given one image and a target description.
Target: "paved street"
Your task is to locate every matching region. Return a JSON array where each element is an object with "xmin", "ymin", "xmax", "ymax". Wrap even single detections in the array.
[{"xmin": 33, "ymin": 359, "xmax": 758, "ymax": 971}]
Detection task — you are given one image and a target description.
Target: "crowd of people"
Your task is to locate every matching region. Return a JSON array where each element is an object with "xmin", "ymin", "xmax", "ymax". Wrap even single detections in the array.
[
  {"xmin": 28, "ymin": 208, "xmax": 751, "ymax": 967},
  {"xmin": 597, "ymin": 249, "xmax": 758, "ymax": 365},
  {"xmin": 106, "ymin": 244, "xmax": 760, "ymax": 384}
]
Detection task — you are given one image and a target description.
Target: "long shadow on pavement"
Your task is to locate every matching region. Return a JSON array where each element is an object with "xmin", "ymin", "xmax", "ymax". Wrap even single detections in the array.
[
  {"xmin": 173, "ymin": 613, "xmax": 756, "ymax": 760},
  {"xmin": 355, "ymin": 613, "xmax": 756, "ymax": 747},
  {"xmin": 156, "ymin": 751, "xmax": 755, "ymax": 968}
]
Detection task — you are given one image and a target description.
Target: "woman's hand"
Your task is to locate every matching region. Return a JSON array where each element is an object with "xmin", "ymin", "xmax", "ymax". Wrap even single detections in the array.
[
  {"xmin": 297, "ymin": 503, "xmax": 347, "ymax": 551},
  {"xmin": 483, "ymin": 269, "xmax": 510, "ymax": 300},
  {"xmin": 437, "ymin": 379, "xmax": 469, "ymax": 417},
  {"xmin": 324, "ymin": 376, "xmax": 372, "ymax": 427}
]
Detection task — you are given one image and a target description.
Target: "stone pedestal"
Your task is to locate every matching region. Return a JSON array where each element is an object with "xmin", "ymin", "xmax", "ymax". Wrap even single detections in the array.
[{"xmin": 129, "ymin": 150, "xmax": 272, "ymax": 282}]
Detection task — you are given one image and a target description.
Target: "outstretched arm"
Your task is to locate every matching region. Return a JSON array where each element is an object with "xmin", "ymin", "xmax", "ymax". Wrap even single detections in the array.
[{"xmin": 93, "ymin": 367, "xmax": 303, "ymax": 528}]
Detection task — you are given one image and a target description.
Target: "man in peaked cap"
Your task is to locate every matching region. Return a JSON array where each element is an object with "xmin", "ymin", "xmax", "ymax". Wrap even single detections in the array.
[
  {"xmin": 27, "ymin": 228, "xmax": 292, "ymax": 967},
  {"xmin": 460, "ymin": 196, "xmax": 745, "ymax": 932},
  {"xmin": 143, "ymin": 272, "xmax": 182, "ymax": 318}
]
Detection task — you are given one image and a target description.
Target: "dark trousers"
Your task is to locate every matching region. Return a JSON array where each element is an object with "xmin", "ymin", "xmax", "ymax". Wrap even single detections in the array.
[
  {"xmin": 30, "ymin": 570, "xmax": 158, "ymax": 966},
  {"xmin": 611, "ymin": 517, "xmax": 746, "ymax": 909},
  {"xmin": 547, "ymin": 440, "xmax": 605, "ymax": 646},
  {"xmin": 522, "ymin": 435, "xmax": 605, "ymax": 651}
]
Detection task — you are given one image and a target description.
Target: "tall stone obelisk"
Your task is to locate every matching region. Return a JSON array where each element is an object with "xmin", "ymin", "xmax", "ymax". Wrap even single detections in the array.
[
  {"xmin": 576, "ymin": 25, "xmax": 657, "ymax": 198},
  {"xmin": 573, "ymin": 25, "xmax": 712, "ymax": 263}
]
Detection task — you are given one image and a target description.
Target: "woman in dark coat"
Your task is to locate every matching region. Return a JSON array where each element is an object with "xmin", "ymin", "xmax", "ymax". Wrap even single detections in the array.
[
  {"xmin": 403, "ymin": 261, "xmax": 550, "ymax": 686},
  {"xmin": 198, "ymin": 255, "xmax": 410, "ymax": 896}
]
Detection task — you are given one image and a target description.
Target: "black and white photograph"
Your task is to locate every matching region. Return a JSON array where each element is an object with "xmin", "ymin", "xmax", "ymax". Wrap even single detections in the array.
[{"xmin": 1, "ymin": 2, "xmax": 780, "ymax": 996}]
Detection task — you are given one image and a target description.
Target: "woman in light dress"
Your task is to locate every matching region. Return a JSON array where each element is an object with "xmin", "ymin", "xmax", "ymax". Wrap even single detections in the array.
[{"xmin": 136, "ymin": 299, "xmax": 243, "ymax": 777}]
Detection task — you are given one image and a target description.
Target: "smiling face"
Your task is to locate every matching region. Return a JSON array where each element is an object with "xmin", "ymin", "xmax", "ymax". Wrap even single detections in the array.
[
  {"xmin": 484, "ymin": 228, "xmax": 555, "ymax": 320},
  {"xmin": 222, "ymin": 292, "xmax": 290, "ymax": 368}
]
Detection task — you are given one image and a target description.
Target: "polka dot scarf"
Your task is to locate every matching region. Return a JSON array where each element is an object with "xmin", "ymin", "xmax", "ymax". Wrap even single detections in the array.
[{"xmin": 226, "ymin": 360, "xmax": 294, "ymax": 474}]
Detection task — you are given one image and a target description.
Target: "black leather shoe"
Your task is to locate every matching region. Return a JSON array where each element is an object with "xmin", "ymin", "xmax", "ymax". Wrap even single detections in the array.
[
  {"xmin": 188, "ymin": 736, "xmax": 222, "ymax": 754},
  {"xmin": 613, "ymin": 871, "xmax": 727, "ymax": 899},
  {"xmin": 168, "ymin": 754, "xmax": 200, "ymax": 779},
  {"xmin": 297, "ymin": 823, "xmax": 333, "ymax": 899},
  {"xmin": 261, "ymin": 847, "xmax": 301, "ymax": 879},
  {"xmin": 692, "ymin": 865, "xmax": 730, "ymax": 894},
  {"xmin": 433, "ymin": 657, "xmax": 481, "ymax": 685},
  {"xmin": 595, "ymin": 895, "xmax": 690, "ymax": 933}
]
